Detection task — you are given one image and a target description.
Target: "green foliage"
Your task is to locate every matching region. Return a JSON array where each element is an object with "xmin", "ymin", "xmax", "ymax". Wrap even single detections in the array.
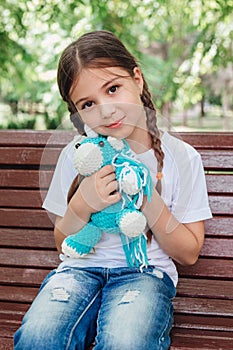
[{"xmin": 0, "ymin": 0, "xmax": 232, "ymax": 129}]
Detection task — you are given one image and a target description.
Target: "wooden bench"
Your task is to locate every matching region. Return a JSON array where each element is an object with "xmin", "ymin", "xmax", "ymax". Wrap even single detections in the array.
[{"xmin": 0, "ymin": 130, "xmax": 232, "ymax": 350}]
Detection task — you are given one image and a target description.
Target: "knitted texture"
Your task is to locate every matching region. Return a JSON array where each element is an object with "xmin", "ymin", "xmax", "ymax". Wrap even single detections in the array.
[{"xmin": 62, "ymin": 135, "xmax": 153, "ymax": 268}]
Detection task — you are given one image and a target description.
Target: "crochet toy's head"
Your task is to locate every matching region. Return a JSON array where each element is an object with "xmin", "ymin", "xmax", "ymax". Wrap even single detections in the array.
[{"xmin": 73, "ymin": 135, "xmax": 129, "ymax": 176}]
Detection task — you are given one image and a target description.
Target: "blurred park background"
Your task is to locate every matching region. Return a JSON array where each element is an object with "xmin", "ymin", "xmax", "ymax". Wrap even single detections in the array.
[{"xmin": 0, "ymin": 0, "xmax": 232, "ymax": 132}]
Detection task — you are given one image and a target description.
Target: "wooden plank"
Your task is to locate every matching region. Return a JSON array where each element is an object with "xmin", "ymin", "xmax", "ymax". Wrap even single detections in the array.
[
  {"xmin": 0, "ymin": 285, "xmax": 38, "ymax": 303},
  {"xmin": 200, "ymin": 237, "xmax": 233, "ymax": 258},
  {"xmin": 0, "ymin": 130, "xmax": 232, "ymax": 149},
  {"xmin": 0, "ymin": 267, "xmax": 49, "ymax": 286},
  {"xmin": 200, "ymin": 150, "xmax": 233, "ymax": 170},
  {"xmin": 0, "ymin": 302, "xmax": 30, "ymax": 319},
  {"xmin": 0, "ymin": 320, "xmax": 22, "ymax": 339},
  {"xmin": 174, "ymin": 314, "xmax": 233, "ymax": 332},
  {"xmin": 208, "ymin": 196, "xmax": 233, "ymax": 215},
  {"xmin": 0, "ymin": 209, "xmax": 54, "ymax": 228},
  {"xmin": 3, "ymin": 287, "xmax": 231, "ymax": 316},
  {"xmin": 0, "ymin": 189, "xmax": 45, "ymax": 208},
  {"xmin": 205, "ymin": 216, "xmax": 233, "ymax": 237},
  {"xmin": 177, "ymin": 258, "xmax": 233, "ymax": 279},
  {"xmin": 0, "ymin": 248, "xmax": 59, "ymax": 268},
  {"xmin": 170, "ymin": 328, "xmax": 233, "ymax": 350},
  {"xmin": 173, "ymin": 297, "xmax": 233, "ymax": 317},
  {"xmin": 177, "ymin": 278, "xmax": 233, "ymax": 299},
  {"xmin": 0, "ymin": 169, "xmax": 53, "ymax": 189},
  {"xmin": 206, "ymin": 174, "xmax": 233, "ymax": 194},
  {"xmin": 175, "ymin": 132, "xmax": 233, "ymax": 149},
  {"xmin": 0, "ymin": 337, "xmax": 14, "ymax": 350},
  {"xmin": 0, "ymin": 147, "xmax": 60, "ymax": 165},
  {"xmin": 0, "ymin": 228, "xmax": 55, "ymax": 248},
  {"xmin": 0, "ymin": 130, "xmax": 76, "ymax": 147}
]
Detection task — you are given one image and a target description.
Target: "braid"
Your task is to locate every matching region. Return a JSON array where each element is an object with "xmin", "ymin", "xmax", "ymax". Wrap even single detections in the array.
[{"xmin": 140, "ymin": 76, "xmax": 164, "ymax": 195}]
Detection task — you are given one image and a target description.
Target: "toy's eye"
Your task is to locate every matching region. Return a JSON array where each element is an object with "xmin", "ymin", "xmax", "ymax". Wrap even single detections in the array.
[
  {"xmin": 75, "ymin": 143, "xmax": 81, "ymax": 149},
  {"xmin": 99, "ymin": 141, "xmax": 105, "ymax": 147}
]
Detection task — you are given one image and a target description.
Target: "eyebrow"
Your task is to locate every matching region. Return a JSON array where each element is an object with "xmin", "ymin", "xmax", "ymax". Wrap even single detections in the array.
[{"xmin": 75, "ymin": 77, "xmax": 120, "ymax": 106}]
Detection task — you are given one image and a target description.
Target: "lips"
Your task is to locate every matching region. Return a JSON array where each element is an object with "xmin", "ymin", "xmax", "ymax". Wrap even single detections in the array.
[{"xmin": 106, "ymin": 117, "xmax": 124, "ymax": 129}]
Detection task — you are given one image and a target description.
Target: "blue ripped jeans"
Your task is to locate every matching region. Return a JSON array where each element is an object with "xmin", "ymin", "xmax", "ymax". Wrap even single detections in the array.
[{"xmin": 14, "ymin": 266, "xmax": 176, "ymax": 350}]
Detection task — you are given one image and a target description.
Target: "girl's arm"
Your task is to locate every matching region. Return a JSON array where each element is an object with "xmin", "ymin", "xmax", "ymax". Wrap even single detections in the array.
[
  {"xmin": 142, "ymin": 189, "xmax": 205, "ymax": 266},
  {"xmin": 54, "ymin": 164, "xmax": 121, "ymax": 252}
]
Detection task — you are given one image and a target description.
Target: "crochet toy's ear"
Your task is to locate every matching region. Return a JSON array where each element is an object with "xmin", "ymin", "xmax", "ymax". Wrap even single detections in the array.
[
  {"xmin": 73, "ymin": 141, "xmax": 104, "ymax": 176},
  {"xmin": 84, "ymin": 124, "xmax": 98, "ymax": 138},
  {"xmin": 107, "ymin": 136, "xmax": 125, "ymax": 151},
  {"xmin": 73, "ymin": 134, "xmax": 87, "ymax": 147}
]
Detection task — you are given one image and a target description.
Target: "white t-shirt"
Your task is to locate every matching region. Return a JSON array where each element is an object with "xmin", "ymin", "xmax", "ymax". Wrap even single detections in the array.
[{"xmin": 42, "ymin": 132, "xmax": 212, "ymax": 286}]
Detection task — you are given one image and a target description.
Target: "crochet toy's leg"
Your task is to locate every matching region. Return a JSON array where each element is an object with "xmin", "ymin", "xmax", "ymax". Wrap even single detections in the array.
[
  {"xmin": 116, "ymin": 209, "xmax": 147, "ymax": 238},
  {"xmin": 61, "ymin": 224, "xmax": 102, "ymax": 258}
]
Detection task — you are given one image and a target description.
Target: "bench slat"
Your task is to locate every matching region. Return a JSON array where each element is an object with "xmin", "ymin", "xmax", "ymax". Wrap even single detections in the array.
[
  {"xmin": 0, "ymin": 147, "xmax": 60, "ymax": 165},
  {"xmin": 1, "ymin": 206, "xmax": 232, "ymax": 230},
  {"xmin": 1, "ymin": 219, "xmax": 233, "ymax": 243},
  {"xmin": 1, "ymin": 269, "xmax": 232, "ymax": 300},
  {"xmin": 0, "ymin": 337, "xmax": 13, "ymax": 350},
  {"xmin": 200, "ymin": 150, "xmax": 233, "ymax": 170},
  {"xmin": 0, "ymin": 189, "xmax": 45, "ymax": 208},
  {"xmin": 0, "ymin": 238, "xmax": 233, "ymax": 262},
  {"xmin": 174, "ymin": 314, "xmax": 233, "ymax": 332},
  {"xmin": 0, "ymin": 302, "xmax": 30, "ymax": 319},
  {"xmin": 1, "ymin": 148, "xmax": 233, "ymax": 170},
  {"xmin": 0, "ymin": 228, "xmax": 55, "ymax": 248},
  {"xmin": 1, "ymin": 131, "xmax": 232, "ymax": 149},
  {"xmin": 0, "ymin": 208, "xmax": 54, "ymax": 228},
  {"xmin": 208, "ymin": 196, "xmax": 233, "ymax": 215},
  {"xmin": 0, "ymin": 254, "xmax": 231, "ymax": 273},
  {"xmin": 206, "ymin": 174, "xmax": 233, "ymax": 193},
  {"xmin": 205, "ymin": 216, "xmax": 233, "ymax": 237},
  {"xmin": 170, "ymin": 328, "xmax": 233, "ymax": 350},
  {"xmin": 0, "ymin": 286, "xmax": 38, "ymax": 303},
  {"xmin": 0, "ymin": 169, "xmax": 53, "ymax": 189},
  {"xmin": 175, "ymin": 132, "xmax": 233, "ymax": 149},
  {"xmin": 0, "ymin": 267, "xmax": 49, "ymax": 286},
  {"xmin": 0, "ymin": 130, "xmax": 75, "ymax": 147},
  {"xmin": 200, "ymin": 237, "xmax": 233, "ymax": 258},
  {"xmin": 1, "ymin": 285, "xmax": 232, "ymax": 317},
  {"xmin": 173, "ymin": 297, "xmax": 233, "ymax": 317},
  {"xmin": 177, "ymin": 278, "xmax": 233, "ymax": 299},
  {"xmin": 1, "ymin": 192, "xmax": 232, "ymax": 213},
  {"xmin": 0, "ymin": 248, "xmax": 59, "ymax": 268},
  {"xmin": 177, "ymin": 258, "xmax": 233, "ymax": 279}
]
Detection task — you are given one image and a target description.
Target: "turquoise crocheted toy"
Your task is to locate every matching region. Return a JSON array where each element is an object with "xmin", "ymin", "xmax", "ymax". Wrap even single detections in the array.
[{"xmin": 62, "ymin": 135, "xmax": 153, "ymax": 268}]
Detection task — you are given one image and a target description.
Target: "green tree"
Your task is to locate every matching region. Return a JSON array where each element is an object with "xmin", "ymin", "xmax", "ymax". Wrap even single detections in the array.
[{"xmin": 0, "ymin": 0, "xmax": 232, "ymax": 130}]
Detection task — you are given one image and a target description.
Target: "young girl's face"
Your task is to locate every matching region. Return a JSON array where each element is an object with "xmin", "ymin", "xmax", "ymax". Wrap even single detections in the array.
[{"xmin": 70, "ymin": 66, "xmax": 148, "ymax": 143}]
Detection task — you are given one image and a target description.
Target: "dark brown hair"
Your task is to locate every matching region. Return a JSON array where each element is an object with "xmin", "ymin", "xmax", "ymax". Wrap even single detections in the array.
[{"xmin": 57, "ymin": 30, "xmax": 164, "ymax": 195}]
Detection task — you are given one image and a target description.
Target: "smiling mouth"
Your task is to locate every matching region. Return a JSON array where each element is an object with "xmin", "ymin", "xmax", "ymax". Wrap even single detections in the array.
[{"xmin": 106, "ymin": 118, "xmax": 124, "ymax": 129}]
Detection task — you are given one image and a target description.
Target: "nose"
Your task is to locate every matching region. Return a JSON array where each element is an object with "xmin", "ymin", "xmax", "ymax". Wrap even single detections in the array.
[{"xmin": 99, "ymin": 103, "xmax": 116, "ymax": 118}]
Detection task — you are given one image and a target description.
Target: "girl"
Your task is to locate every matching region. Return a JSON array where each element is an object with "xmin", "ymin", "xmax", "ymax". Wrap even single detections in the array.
[{"xmin": 14, "ymin": 30, "xmax": 212, "ymax": 350}]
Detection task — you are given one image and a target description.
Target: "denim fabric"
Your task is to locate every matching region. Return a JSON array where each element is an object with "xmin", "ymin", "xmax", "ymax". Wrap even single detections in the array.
[{"xmin": 14, "ymin": 266, "xmax": 176, "ymax": 350}]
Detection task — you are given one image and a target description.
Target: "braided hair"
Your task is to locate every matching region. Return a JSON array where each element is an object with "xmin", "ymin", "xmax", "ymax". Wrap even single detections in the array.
[{"xmin": 57, "ymin": 30, "xmax": 164, "ymax": 194}]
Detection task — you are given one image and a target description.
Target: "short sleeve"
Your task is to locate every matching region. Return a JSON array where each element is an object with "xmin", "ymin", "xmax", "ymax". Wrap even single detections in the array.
[
  {"xmin": 42, "ymin": 141, "xmax": 77, "ymax": 217},
  {"xmin": 172, "ymin": 148, "xmax": 212, "ymax": 223}
]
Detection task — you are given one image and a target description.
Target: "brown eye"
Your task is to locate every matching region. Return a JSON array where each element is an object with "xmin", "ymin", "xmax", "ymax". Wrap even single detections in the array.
[
  {"xmin": 75, "ymin": 143, "xmax": 81, "ymax": 149},
  {"xmin": 99, "ymin": 141, "xmax": 105, "ymax": 147}
]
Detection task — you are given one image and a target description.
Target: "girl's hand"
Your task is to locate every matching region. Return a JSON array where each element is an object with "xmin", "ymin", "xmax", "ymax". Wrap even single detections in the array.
[{"xmin": 76, "ymin": 165, "xmax": 121, "ymax": 213}]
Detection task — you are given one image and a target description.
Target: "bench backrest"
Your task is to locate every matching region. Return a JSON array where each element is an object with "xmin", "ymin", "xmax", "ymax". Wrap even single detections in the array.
[{"xmin": 0, "ymin": 130, "xmax": 233, "ymax": 344}]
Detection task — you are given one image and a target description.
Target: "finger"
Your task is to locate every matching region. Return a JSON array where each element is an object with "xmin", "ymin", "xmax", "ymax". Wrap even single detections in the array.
[
  {"xmin": 102, "ymin": 172, "xmax": 116, "ymax": 186},
  {"xmin": 107, "ymin": 191, "xmax": 121, "ymax": 204},
  {"xmin": 98, "ymin": 164, "xmax": 115, "ymax": 178},
  {"xmin": 106, "ymin": 180, "xmax": 119, "ymax": 194}
]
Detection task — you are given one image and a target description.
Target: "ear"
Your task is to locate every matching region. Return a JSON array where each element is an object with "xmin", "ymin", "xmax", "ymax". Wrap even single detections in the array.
[{"xmin": 133, "ymin": 67, "xmax": 144, "ymax": 95}]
